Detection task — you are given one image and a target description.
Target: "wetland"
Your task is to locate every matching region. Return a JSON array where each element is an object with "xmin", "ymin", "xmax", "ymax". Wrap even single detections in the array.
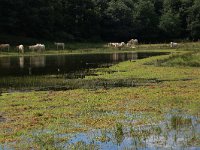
[{"xmin": 0, "ymin": 43, "xmax": 199, "ymax": 149}]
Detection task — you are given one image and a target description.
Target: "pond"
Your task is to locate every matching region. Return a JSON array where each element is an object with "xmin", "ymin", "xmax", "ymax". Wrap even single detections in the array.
[
  {"xmin": 0, "ymin": 52, "xmax": 168, "ymax": 77},
  {"xmin": 64, "ymin": 115, "xmax": 199, "ymax": 150},
  {"xmin": 0, "ymin": 112, "xmax": 199, "ymax": 149}
]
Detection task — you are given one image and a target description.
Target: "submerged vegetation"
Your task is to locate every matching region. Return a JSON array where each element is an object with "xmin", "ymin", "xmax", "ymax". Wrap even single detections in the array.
[{"xmin": 0, "ymin": 43, "xmax": 200, "ymax": 149}]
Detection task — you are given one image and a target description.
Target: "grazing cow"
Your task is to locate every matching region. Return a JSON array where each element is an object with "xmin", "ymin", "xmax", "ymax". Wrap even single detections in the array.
[
  {"xmin": 37, "ymin": 44, "xmax": 45, "ymax": 51},
  {"xmin": 29, "ymin": 45, "xmax": 37, "ymax": 51},
  {"xmin": 108, "ymin": 42, "xmax": 124, "ymax": 48},
  {"xmin": 29, "ymin": 44, "xmax": 45, "ymax": 52},
  {"xmin": 110, "ymin": 43, "xmax": 119, "ymax": 48},
  {"xmin": 170, "ymin": 42, "xmax": 178, "ymax": 48},
  {"xmin": 55, "ymin": 42, "xmax": 65, "ymax": 50},
  {"xmin": 127, "ymin": 43, "xmax": 136, "ymax": 48},
  {"xmin": 0, "ymin": 44, "xmax": 10, "ymax": 51},
  {"xmin": 17, "ymin": 45, "xmax": 24, "ymax": 53},
  {"xmin": 116, "ymin": 42, "xmax": 125, "ymax": 49},
  {"xmin": 128, "ymin": 39, "xmax": 138, "ymax": 45}
]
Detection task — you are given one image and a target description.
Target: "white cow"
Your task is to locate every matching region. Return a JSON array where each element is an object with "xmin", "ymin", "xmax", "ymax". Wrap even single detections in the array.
[
  {"xmin": 116, "ymin": 42, "xmax": 125, "ymax": 49},
  {"xmin": 37, "ymin": 44, "xmax": 45, "ymax": 51},
  {"xmin": 29, "ymin": 45, "xmax": 37, "ymax": 51},
  {"xmin": 29, "ymin": 44, "xmax": 45, "ymax": 52},
  {"xmin": 170, "ymin": 42, "xmax": 178, "ymax": 48},
  {"xmin": 108, "ymin": 42, "xmax": 124, "ymax": 48},
  {"xmin": 128, "ymin": 39, "xmax": 138, "ymax": 45},
  {"xmin": 110, "ymin": 43, "xmax": 119, "ymax": 48},
  {"xmin": 55, "ymin": 42, "xmax": 65, "ymax": 50},
  {"xmin": 0, "ymin": 44, "xmax": 10, "ymax": 51},
  {"xmin": 17, "ymin": 45, "xmax": 24, "ymax": 53},
  {"xmin": 127, "ymin": 43, "xmax": 136, "ymax": 48}
]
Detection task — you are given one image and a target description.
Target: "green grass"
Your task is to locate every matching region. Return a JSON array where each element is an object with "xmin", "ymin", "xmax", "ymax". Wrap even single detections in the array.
[
  {"xmin": 160, "ymin": 52, "xmax": 200, "ymax": 67},
  {"xmin": 0, "ymin": 41, "xmax": 200, "ymax": 57}
]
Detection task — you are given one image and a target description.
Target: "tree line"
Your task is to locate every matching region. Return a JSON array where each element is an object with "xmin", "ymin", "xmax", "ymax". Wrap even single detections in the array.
[{"xmin": 0, "ymin": 0, "xmax": 199, "ymax": 42}]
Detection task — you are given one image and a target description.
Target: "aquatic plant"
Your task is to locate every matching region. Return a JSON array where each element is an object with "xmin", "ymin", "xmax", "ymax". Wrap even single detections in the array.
[
  {"xmin": 171, "ymin": 116, "xmax": 192, "ymax": 129},
  {"xmin": 114, "ymin": 123, "xmax": 124, "ymax": 145}
]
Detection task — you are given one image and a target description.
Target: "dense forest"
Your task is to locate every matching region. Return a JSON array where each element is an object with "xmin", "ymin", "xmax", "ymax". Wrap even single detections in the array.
[{"xmin": 0, "ymin": 0, "xmax": 200, "ymax": 42}]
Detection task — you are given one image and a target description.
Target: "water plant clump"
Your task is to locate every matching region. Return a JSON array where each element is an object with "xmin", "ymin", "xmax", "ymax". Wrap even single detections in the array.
[{"xmin": 171, "ymin": 115, "xmax": 192, "ymax": 129}]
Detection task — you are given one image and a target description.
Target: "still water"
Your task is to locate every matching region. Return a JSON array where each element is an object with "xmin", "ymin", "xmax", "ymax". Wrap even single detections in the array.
[{"xmin": 0, "ymin": 52, "xmax": 167, "ymax": 77}]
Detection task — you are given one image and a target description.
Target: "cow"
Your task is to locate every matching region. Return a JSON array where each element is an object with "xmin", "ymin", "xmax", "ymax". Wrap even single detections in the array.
[
  {"xmin": 37, "ymin": 44, "xmax": 45, "ymax": 51},
  {"xmin": 127, "ymin": 39, "xmax": 138, "ymax": 46},
  {"xmin": 108, "ymin": 43, "xmax": 117, "ymax": 48},
  {"xmin": 116, "ymin": 42, "xmax": 125, "ymax": 49},
  {"xmin": 17, "ymin": 45, "xmax": 24, "ymax": 53},
  {"xmin": 0, "ymin": 44, "xmax": 10, "ymax": 51},
  {"xmin": 29, "ymin": 45, "xmax": 37, "ymax": 51},
  {"xmin": 170, "ymin": 42, "xmax": 178, "ymax": 48},
  {"xmin": 29, "ymin": 44, "xmax": 45, "ymax": 52},
  {"xmin": 127, "ymin": 43, "xmax": 136, "ymax": 48},
  {"xmin": 108, "ymin": 42, "xmax": 125, "ymax": 49},
  {"xmin": 55, "ymin": 42, "xmax": 65, "ymax": 50}
]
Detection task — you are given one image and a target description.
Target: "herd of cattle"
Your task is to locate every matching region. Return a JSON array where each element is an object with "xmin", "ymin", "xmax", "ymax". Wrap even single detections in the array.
[
  {"xmin": 108, "ymin": 39, "xmax": 139, "ymax": 49},
  {"xmin": 108, "ymin": 39, "xmax": 178, "ymax": 49},
  {"xmin": 0, "ymin": 40, "xmax": 179, "ymax": 53},
  {"xmin": 0, "ymin": 42, "xmax": 65, "ymax": 53}
]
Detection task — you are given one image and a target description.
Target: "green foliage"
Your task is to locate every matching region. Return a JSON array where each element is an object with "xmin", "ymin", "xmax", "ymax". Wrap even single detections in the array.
[
  {"xmin": 159, "ymin": 11, "xmax": 182, "ymax": 38},
  {"xmin": 163, "ymin": 0, "xmax": 182, "ymax": 13},
  {"xmin": 133, "ymin": 0, "xmax": 159, "ymax": 40},
  {"xmin": 0, "ymin": 0, "xmax": 200, "ymax": 41},
  {"xmin": 187, "ymin": 0, "xmax": 200, "ymax": 40}
]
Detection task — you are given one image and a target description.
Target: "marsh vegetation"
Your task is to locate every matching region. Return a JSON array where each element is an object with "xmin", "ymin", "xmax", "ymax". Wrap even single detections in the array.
[{"xmin": 0, "ymin": 43, "xmax": 199, "ymax": 149}]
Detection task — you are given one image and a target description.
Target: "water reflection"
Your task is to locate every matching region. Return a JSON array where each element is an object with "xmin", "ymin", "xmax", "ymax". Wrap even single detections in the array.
[
  {"xmin": 30, "ymin": 56, "xmax": 46, "ymax": 68},
  {"xmin": 127, "ymin": 52, "xmax": 138, "ymax": 60},
  {"xmin": 64, "ymin": 114, "xmax": 199, "ymax": 150},
  {"xmin": 19, "ymin": 57, "xmax": 24, "ymax": 68},
  {"xmin": 0, "ymin": 52, "xmax": 168, "ymax": 77},
  {"xmin": 110, "ymin": 52, "xmax": 138, "ymax": 62},
  {"xmin": 0, "ymin": 57, "xmax": 11, "ymax": 68}
]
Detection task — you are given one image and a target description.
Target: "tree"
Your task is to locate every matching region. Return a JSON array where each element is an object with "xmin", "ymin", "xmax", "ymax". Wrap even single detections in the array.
[
  {"xmin": 179, "ymin": 0, "xmax": 194, "ymax": 38},
  {"xmin": 187, "ymin": 0, "xmax": 200, "ymax": 40},
  {"xmin": 0, "ymin": 0, "xmax": 198, "ymax": 42},
  {"xmin": 159, "ymin": 11, "xmax": 182, "ymax": 38},
  {"xmin": 63, "ymin": 0, "xmax": 100, "ymax": 41},
  {"xmin": 163, "ymin": 0, "xmax": 182, "ymax": 14},
  {"xmin": 0, "ymin": 0, "xmax": 19, "ymax": 34},
  {"xmin": 100, "ymin": 0, "xmax": 135, "ymax": 41},
  {"xmin": 132, "ymin": 0, "xmax": 159, "ymax": 41}
]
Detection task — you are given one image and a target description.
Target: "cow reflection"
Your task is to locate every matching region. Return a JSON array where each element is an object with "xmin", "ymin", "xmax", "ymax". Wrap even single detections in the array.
[
  {"xmin": 127, "ymin": 52, "xmax": 138, "ymax": 60},
  {"xmin": 19, "ymin": 57, "xmax": 24, "ymax": 68},
  {"xmin": 0, "ymin": 57, "xmax": 11, "ymax": 68},
  {"xmin": 111, "ymin": 53, "xmax": 126, "ymax": 61},
  {"xmin": 111, "ymin": 53, "xmax": 138, "ymax": 62},
  {"xmin": 111, "ymin": 53, "xmax": 119, "ymax": 62},
  {"xmin": 30, "ymin": 56, "xmax": 46, "ymax": 67}
]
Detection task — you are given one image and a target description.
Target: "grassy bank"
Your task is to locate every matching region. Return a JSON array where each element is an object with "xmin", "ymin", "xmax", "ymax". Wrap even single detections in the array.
[
  {"xmin": 0, "ymin": 42, "xmax": 200, "ymax": 57},
  {"xmin": 0, "ymin": 50, "xmax": 200, "ymax": 148}
]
